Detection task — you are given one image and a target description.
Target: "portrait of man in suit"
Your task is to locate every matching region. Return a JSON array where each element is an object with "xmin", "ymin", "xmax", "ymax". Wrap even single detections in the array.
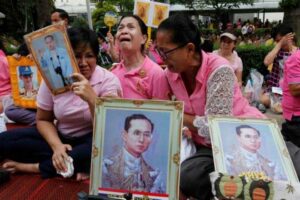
[
  {"xmin": 18, "ymin": 66, "xmax": 38, "ymax": 99},
  {"xmin": 225, "ymin": 125, "xmax": 287, "ymax": 180},
  {"xmin": 38, "ymin": 34, "xmax": 73, "ymax": 90},
  {"xmin": 101, "ymin": 113, "xmax": 165, "ymax": 193}
]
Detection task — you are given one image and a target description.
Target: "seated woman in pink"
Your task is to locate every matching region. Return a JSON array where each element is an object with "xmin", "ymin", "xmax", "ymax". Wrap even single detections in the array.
[
  {"xmin": 155, "ymin": 14, "xmax": 265, "ymax": 200},
  {"xmin": 0, "ymin": 40, "xmax": 11, "ymax": 114},
  {"xmin": 213, "ymin": 32, "xmax": 243, "ymax": 87},
  {"xmin": 111, "ymin": 15, "xmax": 170, "ymax": 100},
  {"xmin": 0, "ymin": 27, "xmax": 122, "ymax": 180}
]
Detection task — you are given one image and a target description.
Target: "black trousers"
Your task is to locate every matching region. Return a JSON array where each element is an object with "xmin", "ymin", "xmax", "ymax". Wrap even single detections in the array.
[
  {"xmin": 282, "ymin": 116, "xmax": 300, "ymax": 147},
  {"xmin": 0, "ymin": 127, "xmax": 92, "ymax": 178}
]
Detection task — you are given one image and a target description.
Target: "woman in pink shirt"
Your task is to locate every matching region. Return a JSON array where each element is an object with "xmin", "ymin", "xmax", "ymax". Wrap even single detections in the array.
[
  {"xmin": 0, "ymin": 41, "xmax": 12, "ymax": 113},
  {"xmin": 111, "ymin": 15, "xmax": 170, "ymax": 100},
  {"xmin": 156, "ymin": 14, "xmax": 266, "ymax": 200},
  {"xmin": 0, "ymin": 27, "xmax": 122, "ymax": 180},
  {"xmin": 213, "ymin": 32, "xmax": 243, "ymax": 87}
]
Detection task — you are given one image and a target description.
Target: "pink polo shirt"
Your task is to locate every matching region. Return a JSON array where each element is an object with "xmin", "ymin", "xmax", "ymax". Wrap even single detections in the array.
[
  {"xmin": 166, "ymin": 51, "xmax": 264, "ymax": 146},
  {"xmin": 0, "ymin": 50, "xmax": 11, "ymax": 97},
  {"xmin": 111, "ymin": 56, "xmax": 170, "ymax": 100},
  {"xmin": 282, "ymin": 50, "xmax": 300, "ymax": 120},
  {"xmin": 37, "ymin": 66, "xmax": 122, "ymax": 137}
]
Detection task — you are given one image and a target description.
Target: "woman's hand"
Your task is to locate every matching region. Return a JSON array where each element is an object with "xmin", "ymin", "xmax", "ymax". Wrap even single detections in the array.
[
  {"xmin": 52, "ymin": 144, "xmax": 72, "ymax": 172},
  {"xmin": 106, "ymin": 32, "xmax": 114, "ymax": 45},
  {"xmin": 278, "ymin": 32, "xmax": 294, "ymax": 48},
  {"xmin": 71, "ymin": 73, "xmax": 97, "ymax": 104}
]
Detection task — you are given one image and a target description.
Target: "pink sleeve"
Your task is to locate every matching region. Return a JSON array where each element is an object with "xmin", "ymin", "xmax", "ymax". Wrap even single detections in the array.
[
  {"xmin": 99, "ymin": 71, "xmax": 122, "ymax": 97},
  {"xmin": 286, "ymin": 51, "xmax": 300, "ymax": 84},
  {"xmin": 151, "ymin": 68, "xmax": 171, "ymax": 100},
  {"xmin": 37, "ymin": 81, "xmax": 54, "ymax": 111}
]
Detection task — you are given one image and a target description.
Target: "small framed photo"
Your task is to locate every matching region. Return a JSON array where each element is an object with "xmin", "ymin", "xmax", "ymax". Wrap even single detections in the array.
[
  {"xmin": 24, "ymin": 23, "xmax": 79, "ymax": 95},
  {"xmin": 208, "ymin": 116, "xmax": 299, "ymax": 182},
  {"xmin": 7, "ymin": 56, "xmax": 41, "ymax": 109},
  {"xmin": 90, "ymin": 98, "xmax": 183, "ymax": 200}
]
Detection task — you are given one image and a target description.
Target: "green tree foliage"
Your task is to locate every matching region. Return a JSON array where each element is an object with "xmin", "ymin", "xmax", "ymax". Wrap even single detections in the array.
[
  {"xmin": 170, "ymin": 0, "xmax": 254, "ymax": 21},
  {"xmin": 279, "ymin": 0, "xmax": 300, "ymax": 43},
  {"xmin": 280, "ymin": 0, "xmax": 300, "ymax": 10},
  {"xmin": 0, "ymin": 0, "xmax": 54, "ymax": 40},
  {"xmin": 92, "ymin": 2, "xmax": 117, "ymax": 32}
]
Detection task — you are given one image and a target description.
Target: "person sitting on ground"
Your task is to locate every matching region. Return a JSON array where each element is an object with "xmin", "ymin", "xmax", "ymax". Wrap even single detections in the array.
[
  {"xmin": 0, "ymin": 40, "xmax": 11, "ymax": 114},
  {"xmin": 155, "ymin": 14, "xmax": 267, "ymax": 200},
  {"xmin": 213, "ymin": 32, "xmax": 243, "ymax": 87},
  {"xmin": 281, "ymin": 50, "xmax": 300, "ymax": 147},
  {"xmin": 260, "ymin": 25, "xmax": 298, "ymax": 112},
  {"xmin": 0, "ymin": 27, "xmax": 122, "ymax": 181},
  {"xmin": 111, "ymin": 15, "xmax": 170, "ymax": 100}
]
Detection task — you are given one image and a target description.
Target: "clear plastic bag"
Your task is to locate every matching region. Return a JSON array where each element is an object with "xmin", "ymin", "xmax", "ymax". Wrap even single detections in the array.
[{"xmin": 244, "ymin": 69, "xmax": 264, "ymax": 103}]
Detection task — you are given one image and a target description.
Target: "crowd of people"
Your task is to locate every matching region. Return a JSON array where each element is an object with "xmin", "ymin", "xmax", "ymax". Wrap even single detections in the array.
[{"xmin": 1, "ymin": 8, "xmax": 300, "ymax": 200}]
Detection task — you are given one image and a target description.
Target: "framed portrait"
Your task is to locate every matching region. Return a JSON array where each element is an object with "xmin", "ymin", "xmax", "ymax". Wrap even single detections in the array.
[
  {"xmin": 208, "ymin": 116, "xmax": 299, "ymax": 182},
  {"xmin": 133, "ymin": 0, "xmax": 169, "ymax": 28},
  {"xmin": 24, "ymin": 22, "xmax": 80, "ymax": 95},
  {"xmin": 7, "ymin": 56, "xmax": 41, "ymax": 109},
  {"xmin": 134, "ymin": 0, "xmax": 151, "ymax": 25},
  {"xmin": 90, "ymin": 98, "xmax": 183, "ymax": 200}
]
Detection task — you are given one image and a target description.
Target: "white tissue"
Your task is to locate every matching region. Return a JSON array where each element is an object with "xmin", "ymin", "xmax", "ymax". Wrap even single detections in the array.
[{"xmin": 56, "ymin": 156, "xmax": 74, "ymax": 178}]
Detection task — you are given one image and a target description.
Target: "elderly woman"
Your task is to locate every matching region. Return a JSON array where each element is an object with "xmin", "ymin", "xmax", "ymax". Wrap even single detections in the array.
[
  {"xmin": 0, "ymin": 27, "xmax": 122, "ymax": 180},
  {"xmin": 155, "ymin": 14, "xmax": 267, "ymax": 200},
  {"xmin": 111, "ymin": 15, "xmax": 170, "ymax": 100},
  {"xmin": 213, "ymin": 32, "xmax": 243, "ymax": 87}
]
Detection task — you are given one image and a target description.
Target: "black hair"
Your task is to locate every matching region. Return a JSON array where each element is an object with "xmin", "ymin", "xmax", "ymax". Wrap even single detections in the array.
[
  {"xmin": 17, "ymin": 43, "xmax": 29, "ymax": 56},
  {"xmin": 0, "ymin": 40, "xmax": 6, "ymax": 54},
  {"xmin": 124, "ymin": 114, "xmax": 154, "ymax": 133},
  {"xmin": 97, "ymin": 32, "xmax": 106, "ymax": 41},
  {"xmin": 118, "ymin": 14, "xmax": 148, "ymax": 53},
  {"xmin": 202, "ymin": 39, "xmax": 213, "ymax": 53},
  {"xmin": 67, "ymin": 27, "xmax": 99, "ymax": 57},
  {"xmin": 276, "ymin": 24, "xmax": 294, "ymax": 37},
  {"xmin": 51, "ymin": 8, "xmax": 69, "ymax": 21},
  {"xmin": 236, "ymin": 125, "xmax": 260, "ymax": 136},
  {"xmin": 157, "ymin": 14, "xmax": 201, "ymax": 52},
  {"xmin": 44, "ymin": 35, "xmax": 54, "ymax": 41}
]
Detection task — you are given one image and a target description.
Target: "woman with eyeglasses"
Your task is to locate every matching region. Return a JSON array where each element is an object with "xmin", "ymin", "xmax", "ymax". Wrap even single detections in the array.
[
  {"xmin": 111, "ymin": 15, "xmax": 170, "ymax": 100},
  {"xmin": 0, "ymin": 27, "xmax": 122, "ymax": 181},
  {"xmin": 213, "ymin": 32, "xmax": 243, "ymax": 87},
  {"xmin": 155, "ymin": 14, "xmax": 265, "ymax": 200}
]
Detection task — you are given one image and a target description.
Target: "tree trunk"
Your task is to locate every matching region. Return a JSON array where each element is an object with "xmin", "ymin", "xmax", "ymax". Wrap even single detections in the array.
[
  {"xmin": 283, "ymin": 7, "xmax": 300, "ymax": 44},
  {"xmin": 35, "ymin": 0, "xmax": 54, "ymax": 28}
]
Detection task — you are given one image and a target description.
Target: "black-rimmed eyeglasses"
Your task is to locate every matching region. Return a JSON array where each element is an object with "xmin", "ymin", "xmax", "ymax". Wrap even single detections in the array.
[{"xmin": 155, "ymin": 43, "xmax": 187, "ymax": 60}]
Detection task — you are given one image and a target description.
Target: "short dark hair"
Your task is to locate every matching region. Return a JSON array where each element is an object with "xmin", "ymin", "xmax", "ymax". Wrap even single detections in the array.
[
  {"xmin": 67, "ymin": 27, "xmax": 99, "ymax": 57},
  {"xmin": 124, "ymin": 114, "xmax": 154, "ymax": 133},
  {"xmin": 236, "ymin": 125, "xmax": 260, "ymax": 136},
  {"xmin": 118, "ymin": 15, "xmax": 148, "ymax": 53},
  {"xmin": 158, "ymin": 14, "xmax": 201, "ymax": 52},
  {"xmin": 51, "ymin": 8, "xmax": 69, "ymax": 21},
  {"xmin": 44, "ymin": 35, "xmax": 54, "ymax": 41}
]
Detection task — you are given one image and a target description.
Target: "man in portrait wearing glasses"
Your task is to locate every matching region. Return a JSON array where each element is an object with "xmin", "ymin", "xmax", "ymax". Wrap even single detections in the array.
[
  {"xmin": 38, "ymin": 34, "xmax": 73, "ymax": 90},
  {"xmin": 225, "ymin": 125, "xmax": 286, "ymax": 181},
  {"xmin": 102, "ymin": 114, "xmax": 165, "ymax": 193}
]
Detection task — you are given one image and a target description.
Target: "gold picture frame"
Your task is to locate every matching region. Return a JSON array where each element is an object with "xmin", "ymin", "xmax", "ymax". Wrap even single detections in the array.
[
  {"xmin": 24, "ymin": 23, "xmax": 79, "ymax": 95},
  {"xmin": 90, "ymin": 98, "xmax": 183, "ymax": 200},
  {"xmin": 208, "ymin": 116, "xmax": 299, "ymax": 182},
  {"xmin": 7, "ymin": 56, "xmax": 41, "ymax": 109}
]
